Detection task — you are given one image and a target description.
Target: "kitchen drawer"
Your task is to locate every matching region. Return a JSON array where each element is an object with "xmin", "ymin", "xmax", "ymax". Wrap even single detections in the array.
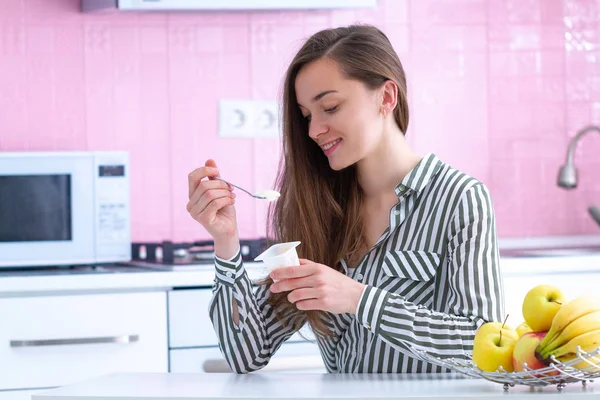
[
  {"xmin": 168, "ymin": 289, "xmax": 316, "ymax": 348},
  {"xmin": 0, "ymin": 292, "xmax": 168, "ymax": 390},
  {"xmin": 170, "ymin": 342, "xmax": 325, "ymax": 373}
]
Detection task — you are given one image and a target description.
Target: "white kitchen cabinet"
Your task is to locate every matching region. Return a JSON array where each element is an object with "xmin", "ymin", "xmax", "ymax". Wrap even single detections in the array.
[
  {"xmin": 0, "ymin": 292, "xmax": 168, "ymax": 391},
  {"xmin": 168, "ymin": 289, "xmax": 315, "ymax": 348},
  {"xmin": 168, "ymin": 288, "xmax": 323, "ymax": 373},
  {"xmin": 168, "ymin": 289, "xmax": 219, "ymax": 347},
  {"xmin": 170, "ymin": 342, "xmax": 325, "ymax": 373}
]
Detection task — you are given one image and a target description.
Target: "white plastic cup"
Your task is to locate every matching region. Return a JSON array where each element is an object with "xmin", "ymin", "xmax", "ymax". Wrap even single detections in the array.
[{"xmin": 254, "ymin": 241, "xmax": 301, "ymax": 282}]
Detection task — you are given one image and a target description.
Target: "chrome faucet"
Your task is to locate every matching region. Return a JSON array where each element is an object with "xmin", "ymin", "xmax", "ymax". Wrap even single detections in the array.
[{"xmin": 557, "ymin": 125, "xmax": 600, "ymax": 227}]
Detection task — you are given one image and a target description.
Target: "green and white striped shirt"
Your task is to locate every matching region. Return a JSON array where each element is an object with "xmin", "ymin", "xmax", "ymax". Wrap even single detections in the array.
[{"xmin": 209, "ymin": 153, "xmax": 504, "ymax": 373}]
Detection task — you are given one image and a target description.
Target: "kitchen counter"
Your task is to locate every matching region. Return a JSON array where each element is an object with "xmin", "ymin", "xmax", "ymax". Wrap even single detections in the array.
[
  {"xmin": 0, "ymin": 262, "xmax": 269, "ymax": 298},
  {"xmin": 0, "ymin": 253, "xmax": 599, "ymax": 298},
  {"xmin": 33, "ymin": 372, "xmax": 599, "ymax": 399}
]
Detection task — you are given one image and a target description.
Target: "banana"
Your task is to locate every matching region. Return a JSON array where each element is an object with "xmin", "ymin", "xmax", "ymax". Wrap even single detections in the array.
[
  {"xmin": 557, "ymin": 353, "xmax": 600, "ymax": 372},
  {"xmin": 544, "ymin": 329, "xmax": 600, "ymax": 361},
  {"xmin": 539, "ymin": 310, "xmax": 600, "ymax": 358},
  {"xmin": 538, "ymin": 296, "xmax": 600, "ymax": 352}
]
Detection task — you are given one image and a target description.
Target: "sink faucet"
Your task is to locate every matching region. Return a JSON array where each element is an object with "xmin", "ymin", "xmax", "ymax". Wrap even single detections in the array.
[{"xmin": 557, "ymin": 125, "xmax": 600, "ymax": 227}]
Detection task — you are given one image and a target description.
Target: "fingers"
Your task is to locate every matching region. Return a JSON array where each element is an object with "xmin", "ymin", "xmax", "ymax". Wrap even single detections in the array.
[
  {"xmin": 188, "ymin": 164, "xmax": 220, "ymax": 199},
  {"xmin": 270, "ymin": 263, "xmax": 316, "ymax": 282},
  {"xmin": 189, "ymin": 195, "xmax": 235, "ymax": 226},
  {"xmin": 205, "ymin": 159, "xmax": 217, "ymax": 169},
  {"xmin": 270, "ymin": 275, "xmax": 319, "ymax": 293},
  {"xmin": 188, "ymin": 189, "xmax": 235, "ymax": 217},
  {"xmin": 286, "ymin": 288, "xmax": 320, "ymax": 304},
  {"xmin": 186, "ymin": 179, "xmax": 232, "ymax": 213},
  {"xmin": 294, "ymin": 299, "xmax": 321, "ymax": 311}
]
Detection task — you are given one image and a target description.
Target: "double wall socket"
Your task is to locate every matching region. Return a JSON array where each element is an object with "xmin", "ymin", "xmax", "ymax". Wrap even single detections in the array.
[{"xmin": 218, "ymin": 100, "xmax": 280, "ymax": 138}]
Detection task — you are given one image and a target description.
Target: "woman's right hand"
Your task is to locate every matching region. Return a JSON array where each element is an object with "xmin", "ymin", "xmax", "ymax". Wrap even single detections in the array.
[{"xmin": 187, "ymin": 159, "xmax": 239, "ymax": 257}]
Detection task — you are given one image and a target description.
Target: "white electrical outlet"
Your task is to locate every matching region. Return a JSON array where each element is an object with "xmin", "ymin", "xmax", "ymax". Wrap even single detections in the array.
[
  {"xmin": 218, "ymin": 100, "xmax": 254, "ymax": 138},
  {"xmin": 218, "ymin": 99, "xmax": 280, "ymax": 138},
  {"xmin": 252, "ymin": 100, "xmax": 280, "ymax": 138}
]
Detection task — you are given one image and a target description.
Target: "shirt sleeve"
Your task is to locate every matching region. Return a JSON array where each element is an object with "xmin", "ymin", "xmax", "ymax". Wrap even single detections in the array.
[
  {"xmin": 208, "ymin": 248, "xmax": 307, "ymax": 373},
  {"xmin": 354, "ymin": 183, "xmax": 504, "ymax": 359}
]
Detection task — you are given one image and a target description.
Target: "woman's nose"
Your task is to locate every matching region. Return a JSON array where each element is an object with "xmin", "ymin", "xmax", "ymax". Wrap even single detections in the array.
[{"xmin": 308, "ymin": 116, "xmax": 328, "ymax": 140}]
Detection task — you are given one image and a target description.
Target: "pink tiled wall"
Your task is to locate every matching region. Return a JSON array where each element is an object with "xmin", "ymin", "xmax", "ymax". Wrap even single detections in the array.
[{"xmin": 1, "ymin": 0, "xmax": 599, "ymax": 242}]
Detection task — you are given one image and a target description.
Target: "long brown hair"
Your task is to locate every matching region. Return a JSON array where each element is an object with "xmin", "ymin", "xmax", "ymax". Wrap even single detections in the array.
[{"xmin": 264, "ymin": 24, "xmax": 410, "ymax": 337}]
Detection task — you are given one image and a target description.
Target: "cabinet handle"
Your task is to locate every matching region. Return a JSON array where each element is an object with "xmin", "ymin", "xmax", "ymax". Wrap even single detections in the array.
[
  {"xmin": 10, "ymin": 334, "xmax": 139, "ymax": 348},
  {"xmin": 203, "ymin": 355, "xmax": 324, "ymax": 373}
]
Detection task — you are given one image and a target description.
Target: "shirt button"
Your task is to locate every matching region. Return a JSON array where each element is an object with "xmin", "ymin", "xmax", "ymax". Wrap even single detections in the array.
[
  {"xmin": 356, "ymin": 273, "xmax": 363, "ymax": 280},
  {"xmin": 394, "ymin": 210, "xmax": 400, "ymax": 216},
  {"xmin": 365, "ymin": 323, "xmax": 371, "ymax": 329},
  {"xmin": 226, "ymin": 271, "xmax": 233, "ymax": 278}
]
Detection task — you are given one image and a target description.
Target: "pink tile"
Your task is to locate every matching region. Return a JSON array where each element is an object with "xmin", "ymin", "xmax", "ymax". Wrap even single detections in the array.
[
  {"xmin": 381, "ymin": 0, "xmax": 409, "ymax": 24},
  {"xmin": 489, "ymin": 0, "xmax": 541, "ymax": 25},
  {"xmin": 540, "ymin": 0, "xmax": 565, "ymax": 25},
  {"xmin": 139, "ymin": 26, "xmax": 167, "ymax": 55},
  {"xmin": 541, "ymin": 25, "xmax": 566, "ymax": 49},
  {"xmin": 2, "ymin": 0, "xmax": 600, "ymax": 241},
  {"xmin": 489, "ymin": 25, "xmax": 541, "ymax": 52},
  {"xmin": 412, "ymin": 25, "xmax": 486, "ymax": 52},
  {"xmin": 0, "ymin": 24, "xmax": 26, "ymax": 55},
  {"xmin": 489, "ymin": 51, "xmax": 540, "ymax": 77},
  {"xmin": 0, "ymin": 1, "xmax": 24, "ymax": 23},
  {"xmin": 410, "ymin": 0, "xmax": 487, "ymax": 25}
]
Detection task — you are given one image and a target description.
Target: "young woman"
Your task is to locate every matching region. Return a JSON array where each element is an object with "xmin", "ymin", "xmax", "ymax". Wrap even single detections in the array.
[{"xmin": 187, "ymin": 24, "xmax": 504, "ymax": 373}]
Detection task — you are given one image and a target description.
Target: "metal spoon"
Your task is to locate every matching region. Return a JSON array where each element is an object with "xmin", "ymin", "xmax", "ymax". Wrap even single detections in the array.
[{"xmin": 214, "ymin": 177, "xmax": 280, "ymax": 201}]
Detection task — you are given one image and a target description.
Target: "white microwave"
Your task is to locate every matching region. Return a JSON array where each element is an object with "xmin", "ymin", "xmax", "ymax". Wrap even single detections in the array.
[{"xmin": 0, "ymin": 151, "xmax": 131, "ymax": 268}]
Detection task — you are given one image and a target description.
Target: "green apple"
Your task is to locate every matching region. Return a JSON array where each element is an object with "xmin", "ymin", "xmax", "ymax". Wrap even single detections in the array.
[
  {"xmin": 472, "ymin": 321, "xmax": 519, "ymax": 373},
  {"xmin": 522, "ymin": 285, "xmax": 565, "ymax": 332}
]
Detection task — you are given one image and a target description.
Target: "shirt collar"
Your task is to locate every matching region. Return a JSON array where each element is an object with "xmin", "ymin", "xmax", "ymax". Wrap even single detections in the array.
[{"xmin": 394, "ymin": 153, "xmax": 444, "ymax": 197}]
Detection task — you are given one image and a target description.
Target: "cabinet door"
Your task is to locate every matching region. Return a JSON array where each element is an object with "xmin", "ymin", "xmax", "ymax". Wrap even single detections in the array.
[
  {"xmin": 168, "ymin": 289, "xmax": 317, "ymax": 348},
  {"xmin": 168, "ymin": 289, "xmax": 219, "ymax": 348},
  {"xmin": 170, "ymin": 342, "xmax": 325, "ymax": 373},
  {"xmin": 0, "ymin": 292, "xmax": 168, "ymax": 390}
]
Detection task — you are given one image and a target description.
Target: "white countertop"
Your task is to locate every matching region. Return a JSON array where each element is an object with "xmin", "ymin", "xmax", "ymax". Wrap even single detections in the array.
[
  {"xmin": 0, "ymin": 254, "xmax": 599, "ymax": 298},
  {"xmin": 32, "ymin": 372, "xmax": 599, "ymax": 399},
  {"xmin": 0, "ymin": 262, "xmax": 269, "ymax": 298}
]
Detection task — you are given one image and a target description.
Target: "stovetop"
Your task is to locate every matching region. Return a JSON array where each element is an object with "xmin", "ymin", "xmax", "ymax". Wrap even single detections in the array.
[{"xmin": 130, "ymin": 238, "xmax": 268, "ymax": 267}]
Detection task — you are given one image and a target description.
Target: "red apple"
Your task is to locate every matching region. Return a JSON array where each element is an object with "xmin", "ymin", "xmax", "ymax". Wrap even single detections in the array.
[{"xmin": 512, "ymin": 332, "xmax": 549, "ymax": 372}]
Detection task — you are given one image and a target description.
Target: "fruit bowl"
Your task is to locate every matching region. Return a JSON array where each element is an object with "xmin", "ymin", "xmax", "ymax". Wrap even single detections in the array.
[{"xmin": 407, "ymin": 345, "xmax": 600, "ymax": 391}]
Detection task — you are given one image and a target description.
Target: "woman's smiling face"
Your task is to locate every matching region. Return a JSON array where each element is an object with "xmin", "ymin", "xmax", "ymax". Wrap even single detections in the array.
[{"xmin": 295, "ymin": 58, "xmax": 386, "ymax": 171}]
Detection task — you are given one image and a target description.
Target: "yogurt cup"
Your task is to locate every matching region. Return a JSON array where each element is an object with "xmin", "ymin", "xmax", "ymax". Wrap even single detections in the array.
[{"xmin": 254, "ymin": 241, "xmax": 301, "ymax": 281}]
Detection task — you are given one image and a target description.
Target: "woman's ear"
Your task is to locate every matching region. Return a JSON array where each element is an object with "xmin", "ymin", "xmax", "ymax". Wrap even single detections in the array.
[{"xmin": 380, "ymin": 80, "xmax": 398, "ymax": 117}]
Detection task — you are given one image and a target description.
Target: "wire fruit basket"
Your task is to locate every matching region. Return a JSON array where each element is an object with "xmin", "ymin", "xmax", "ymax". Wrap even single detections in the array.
[{"xmin": 408, "ymin": 345, "xmax": 600, "ymax": 391}]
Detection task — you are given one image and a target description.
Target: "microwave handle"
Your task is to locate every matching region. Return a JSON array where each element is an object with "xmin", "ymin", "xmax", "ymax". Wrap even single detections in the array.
[{"xmin": 10, "ymin": 334, "xmax": 139, "ymax": 348}]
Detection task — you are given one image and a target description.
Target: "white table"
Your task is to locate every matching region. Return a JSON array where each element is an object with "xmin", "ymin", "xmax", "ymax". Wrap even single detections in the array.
[{"xmin": 33, "ymin": 372, "xmax": 599, "ymax": 399}]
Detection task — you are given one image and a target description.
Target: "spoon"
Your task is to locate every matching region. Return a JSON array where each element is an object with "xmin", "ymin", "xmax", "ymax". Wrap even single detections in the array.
[{"xmin": 214, "ymin": 177, "xmax": 280, "ymax": 201}]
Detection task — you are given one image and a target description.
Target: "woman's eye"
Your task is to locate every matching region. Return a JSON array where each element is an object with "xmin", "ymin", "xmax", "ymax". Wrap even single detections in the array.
[
  {"xmin": 325, "ymin": 105, "xmax": 339, "ymax": 114},
  {"xmin": 304, "ymin": 114, "xmax": 312, "ymax": 122}
]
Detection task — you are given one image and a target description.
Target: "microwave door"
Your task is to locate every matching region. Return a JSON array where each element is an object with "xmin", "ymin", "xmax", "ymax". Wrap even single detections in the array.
[{"xmin": 0, "ymin": 175, "xmax": 72, "ymax": 243}]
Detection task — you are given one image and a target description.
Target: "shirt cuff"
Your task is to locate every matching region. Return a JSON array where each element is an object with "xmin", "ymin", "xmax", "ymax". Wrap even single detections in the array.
[
  {"xmin": 214, "ymin": 248, "xmax": 244, "ymax": 286},
  {"xmin": 355, "ymin": 285, "xmax": 391, "ymax": 334}
]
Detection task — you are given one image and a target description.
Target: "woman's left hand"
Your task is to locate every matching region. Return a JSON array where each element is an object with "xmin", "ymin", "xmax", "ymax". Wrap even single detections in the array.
[{"xmin": 269, "ymin": 259, "xmax": 366, "ymax": 314}]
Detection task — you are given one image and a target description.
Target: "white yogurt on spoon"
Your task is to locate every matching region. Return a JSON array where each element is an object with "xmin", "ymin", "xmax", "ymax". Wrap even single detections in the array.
[{"xmin": 255, "ymin": 189, "xmax": 281, "ymax": 201}]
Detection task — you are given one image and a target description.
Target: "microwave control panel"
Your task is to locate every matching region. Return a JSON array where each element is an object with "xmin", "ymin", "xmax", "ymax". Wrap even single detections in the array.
[{"xmin": 94, "ymin": 154, "xmax": 130, "ymax": 250}]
